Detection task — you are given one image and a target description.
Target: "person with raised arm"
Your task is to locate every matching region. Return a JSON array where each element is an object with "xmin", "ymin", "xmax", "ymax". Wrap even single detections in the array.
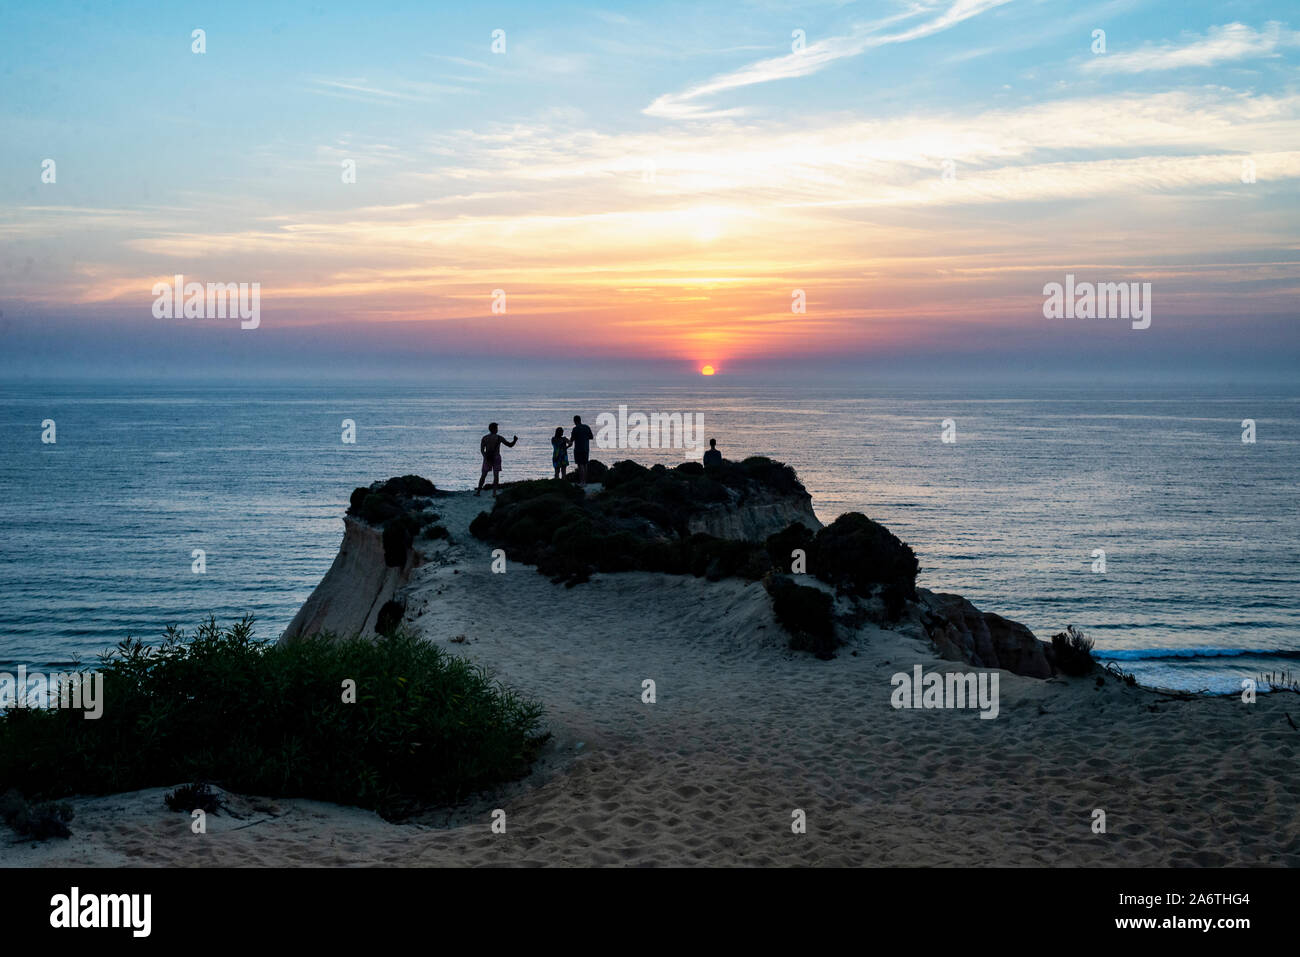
[{"xmin": 475, "ymin": 422, "xmax": 517, "ymax": 496}]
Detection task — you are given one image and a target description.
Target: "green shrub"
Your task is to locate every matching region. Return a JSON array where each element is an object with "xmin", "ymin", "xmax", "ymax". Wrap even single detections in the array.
[
  {"xmin": 766, "ymin": 575, "xmax": 837, "ymax": 659},
  {"xmin": 0, "ymin": 617, "xmax": 547, "ymax": 818}
]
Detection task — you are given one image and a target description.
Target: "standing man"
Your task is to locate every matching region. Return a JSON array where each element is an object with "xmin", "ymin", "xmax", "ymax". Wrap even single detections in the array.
[
  {"xmin": 476, "ymin": 422, "xmax": 517, "ymax": 496},
  {"xmin": 703, "ymin": 437, "xmax": 723, "ymax": 467},
  {"xmin": 570, "ymin": 414, "xmax": 595, "ymax": 487}
]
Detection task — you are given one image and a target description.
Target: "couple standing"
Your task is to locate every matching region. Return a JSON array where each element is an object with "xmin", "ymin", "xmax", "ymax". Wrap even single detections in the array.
[
  {"xmin": 551, "ymin": 415, "xmax": 595, "ymax": 485},
  {"xmin": 475, "ymin": 415, "xmax": 595, "ymax": 496}
]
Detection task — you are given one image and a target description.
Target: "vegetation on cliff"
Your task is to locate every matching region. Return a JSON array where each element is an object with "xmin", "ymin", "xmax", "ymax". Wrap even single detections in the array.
[
  {"xmin": 470, "ymin": 458, "xmax": 920, "ymax": 658},
  {"xmin": 348, "ymin": 474, "xmax": 450, "ymax": 567},
  {"xmin": 469, "ymin": 460, "xmax": 788, "ymax": 586},
  {"xmin": 0, "ymin": 616, "xmax": 547, "ymax": 820}
]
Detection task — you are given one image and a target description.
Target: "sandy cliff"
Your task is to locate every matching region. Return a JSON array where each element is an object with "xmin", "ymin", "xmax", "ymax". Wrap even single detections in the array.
[
  {"xmin": 686, "ymin": 488, "xmax": 821, "ymax": 541},
  {"xmin": 281, "ymin": 516, "xmax": 421, "ymax": 641},
  {"xmin": 282, "ymin": 468, "xmax": 1058, "ymax": 679}
]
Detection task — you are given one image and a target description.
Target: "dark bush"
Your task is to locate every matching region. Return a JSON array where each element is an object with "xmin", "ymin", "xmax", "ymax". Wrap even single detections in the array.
[
  {"xmin": 377, "ymin": 475, "xmax": 438, "ymax": 498},
  {"xmin": 0, "ymin": 789, "xmax": 74, "ymax": 840},
  {"xmin": 877, "ymin": 582, "xmax": 910, "ymax": 623},
  {"xmin": 360, "ymin": 493, "xmax": 403, "ymax": 526},
  {"xmin": 766, "ymin": 575, "xmax": 837, "ymax": 659},
  {"xmin": 375, "ymin": 600, "xmax": 405, "ymax": 636},
  {"xmin": 498, "ymin": 478, "xmax": 584, "ymax": 507},
  {"xmin": 350, "ymin": 475, "xmax": 440, "ymax": 526},
  {"xmin": 0, "ymin": 618, "xmax": 548, "ymax": 818},
  {"xmin": 687, "ymin": 534, "xmax": 770, "ymax": 581},
  {"xmin": 1051, "ymin": 625, "xmax": 1096, "ymax": 677},
  {"xmin": 382, "ymin": 516, "xmax": 419, "ymax": 567},
  {"xmin": 811, "ymin": 512, "xmax": 919, "ymax": 598},
  {"xmin": 600, "ymin": 459, "xmax": 649, "ymax": 490},
  {"xmin": 164, "ymin": 781, "xmax": 222, "ymax": 814},
  {"xmin": 766, "ymin": 522, "xmax": 816, "ymax": 572},
  {"xmin": 738, "ymin": 456, "xmax": 803, "ymax": 495}
]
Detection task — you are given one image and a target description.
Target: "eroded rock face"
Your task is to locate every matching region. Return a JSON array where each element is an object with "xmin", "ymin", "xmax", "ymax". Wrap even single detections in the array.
[
  {"xmin": 687, "ymin": 491, "xmax": 822, "ymax": 542},
  {"xmin": 280, "ymin": 517, "xmax": 420, "ymax": 642},
  {"xmin": 915, "ymin": 589, "xmax": 1052, "ymax": 678}
]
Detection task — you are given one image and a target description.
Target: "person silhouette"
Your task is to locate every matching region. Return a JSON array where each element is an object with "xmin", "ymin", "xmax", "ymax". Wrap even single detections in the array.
[
  {"xmin": 703, "ymin": 437, "xmax": 722, "ymax": 467},
  {"xmin": 476, "ymin": 422, "xmax": 517, "ymax": 496},
  {"xmin": 551, "ymin": 426, "xmax": 571, "ymax": 479},
  {"xmin": 570, "ymin": 415, "xmax": 595, "ymax": 486}
]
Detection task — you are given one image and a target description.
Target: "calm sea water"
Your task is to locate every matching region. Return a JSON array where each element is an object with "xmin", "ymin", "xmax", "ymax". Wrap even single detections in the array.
[{"xmin": 1, "ymin": 381, "xmax": 1297, "ymax": 693}]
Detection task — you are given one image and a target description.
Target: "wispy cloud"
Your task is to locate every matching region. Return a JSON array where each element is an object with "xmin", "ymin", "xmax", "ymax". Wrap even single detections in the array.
[
  {"xmin": 82, "ymin": 89, "xmax": 1300, "ymax": 274},
  {"xmin": 1085, "ymin": 21, "xmax": 1298, "ymax": 74},
  {"xmin": 305, "ymin": 76, "xmax": 477, "ymax": 103},
  {"xmin": 645, "ymin": 0, "xmax": 1013, "ymax": 118}
]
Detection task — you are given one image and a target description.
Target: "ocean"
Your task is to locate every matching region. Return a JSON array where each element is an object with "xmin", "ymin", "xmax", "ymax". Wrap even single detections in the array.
[{"xmin": 1, "ymin": 380, "xmax": 1297, "ymax": 693}]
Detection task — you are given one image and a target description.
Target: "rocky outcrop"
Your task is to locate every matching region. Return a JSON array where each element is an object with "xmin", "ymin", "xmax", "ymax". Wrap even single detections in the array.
[
  {"xmin": 281, "ymin": 517, "xmax": 420, "ymax": 642},
  {"xmin": 687, "ymin": 489, "xmax": 821, "ymax": 541},
  {"xmin": 914, "ymin": 588, "xmax": 1052, "ymax": 678},
  {"xmin": 285, "ymin": 468, "xmax": 1060, "ymax": 680}
]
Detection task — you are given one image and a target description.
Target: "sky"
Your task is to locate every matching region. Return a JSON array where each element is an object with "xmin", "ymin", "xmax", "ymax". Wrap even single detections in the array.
[{"xmin": 1, "ymin": 0, "xmax": 1298, "ymax": 382}]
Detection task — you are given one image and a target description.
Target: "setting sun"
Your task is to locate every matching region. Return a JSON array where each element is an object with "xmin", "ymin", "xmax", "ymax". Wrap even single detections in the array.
[{"xmin": 700, "ymin": 365, "xmax": 716, "ymax": 376}]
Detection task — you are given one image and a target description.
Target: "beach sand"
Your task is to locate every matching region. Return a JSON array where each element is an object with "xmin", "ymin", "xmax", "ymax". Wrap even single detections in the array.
[{"xmin": 9, "ymin": 490, "xmax": 1298, "ymax": 867}]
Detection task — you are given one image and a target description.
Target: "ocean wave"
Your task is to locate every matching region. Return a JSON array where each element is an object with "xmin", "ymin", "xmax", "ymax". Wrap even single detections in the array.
[{"xmin": 1097, "ymin": 647, "xmax": 1300, "ymax": 662}]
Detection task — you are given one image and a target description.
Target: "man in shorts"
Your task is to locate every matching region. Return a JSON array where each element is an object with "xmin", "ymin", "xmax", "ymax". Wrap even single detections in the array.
[{"xmin": 476, "ymin": 422, "xmax": 517, "ymax": 496}]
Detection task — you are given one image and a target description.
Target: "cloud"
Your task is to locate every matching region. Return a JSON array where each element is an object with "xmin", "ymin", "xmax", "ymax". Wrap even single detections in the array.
[
  {"xmin": 1085, "ymin": 21, "xmax": 1298, "ymax": 74},
  {"xmin": 644, "ymin": 0, "xmax": 1012, "ymax": 118},
  {"xmin": 81, "ymin": 89, "xmax": 1300, "ymax": 272},
  {"xmin": 305, "ymin": 76, "xmax": 477, "ymax": 103}
]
